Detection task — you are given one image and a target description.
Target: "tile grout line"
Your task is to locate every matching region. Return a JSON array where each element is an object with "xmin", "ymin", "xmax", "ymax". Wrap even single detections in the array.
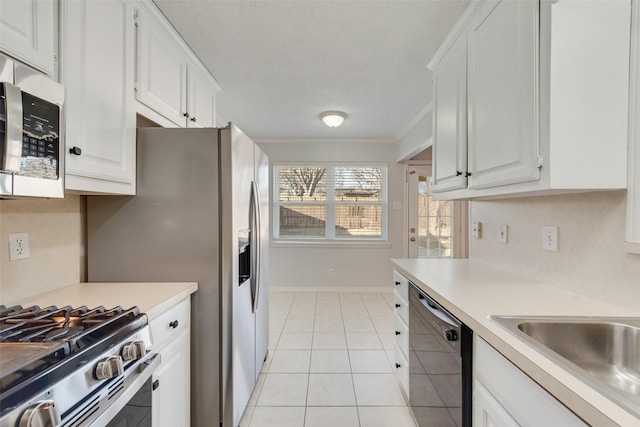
[
  {"xmin": 344, "ymin": 293, "xmax": 362, "ymax": 427},
  {"xmin": 302, "ymin": 292, "xmax": 318, "ymax": 427},
  {"xmin": 261, "ymin": 292, "xmax": 414, "ymax": 427}
]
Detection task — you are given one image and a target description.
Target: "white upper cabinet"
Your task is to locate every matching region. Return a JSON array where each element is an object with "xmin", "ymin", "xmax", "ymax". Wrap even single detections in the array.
[
  {"xmin": 626, "ymin": 0, "xmax": 640, "ymax": 254},
  {"xmin": 134, "ymin": 1, "xmax": 220, "ymax": 128},
  {"xmin": 0, "ymin": 0, "xmax": 56, "ymax": 75},
  {"xmin": 187, "ymin": 66, "xmax": 217, "ymax": 128},
  {"xmin": 60, "ymin": 0, "xmax": 136, "ymax": 195},
  {"xmin": 467, "ymin": 0, "xmax": 539, "ymax": 190},
  {"xmin": 430, "ymin": 0, "xmax": 631, "ymax": 200},
  {"xmin": 135, "ymin": 6, "xmax": 188, "ymax": 127},
  {"xmin": 431, "ymin": 32, "xmax": 468, "ymax": 192}
]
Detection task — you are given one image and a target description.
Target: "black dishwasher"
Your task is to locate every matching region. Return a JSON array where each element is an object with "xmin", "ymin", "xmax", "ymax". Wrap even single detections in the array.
[{"xmin": 408, "ymin": 282, "xmax": 472, "ymax": 427}]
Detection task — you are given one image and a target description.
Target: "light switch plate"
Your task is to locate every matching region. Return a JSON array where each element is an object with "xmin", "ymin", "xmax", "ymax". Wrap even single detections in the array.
[
  {"xmin": 543, "ymin": 226, "xmax": 559, "ymax": 251},
  {"xmin": 472, "ymin": 221, "xmax": 482, "ymax": 239},
  {"xmin": 498, "ymin": 225, "xmax": 508, "ymax": 244}
]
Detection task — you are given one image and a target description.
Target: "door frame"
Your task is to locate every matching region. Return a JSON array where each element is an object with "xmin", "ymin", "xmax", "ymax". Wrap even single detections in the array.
[{"xmin": 405, "ymin": 161, "xmax": 469, "ymax": 259}]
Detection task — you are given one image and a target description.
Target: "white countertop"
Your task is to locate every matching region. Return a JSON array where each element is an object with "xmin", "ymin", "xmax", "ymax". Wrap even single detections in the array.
[
  {"xmin": 12, "ymin": 282, "xmax": 198, "ymax": 321},
  {"xmin": 391, "ymin": 259, "xmax": 640, "ymax": 427}
]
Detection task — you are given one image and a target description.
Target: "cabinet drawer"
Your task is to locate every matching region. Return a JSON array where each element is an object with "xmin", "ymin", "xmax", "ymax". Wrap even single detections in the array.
[
  {"xmin": 394, "ymin": 343, "xmax": 410, "ymax": 400},
  {"xmin": 394, "ymin": 311, "xmax": 409, "ymax": 359},
  {"xmin": 150, "ymin": 297, "xmax": 190, "ymax": 351},
  {"xmin": 393, "ymin": 270, "xmax": 409, "ymax": 302},
  {"xmin": 393, "ymin": 291, "xmax": 409, "ymax": 325}
]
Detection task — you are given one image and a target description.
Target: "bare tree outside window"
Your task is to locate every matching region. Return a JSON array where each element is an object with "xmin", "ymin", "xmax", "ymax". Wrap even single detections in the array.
[{"xmin": 280, "ymin": 167, "xmax": 326, "ymax": 198}]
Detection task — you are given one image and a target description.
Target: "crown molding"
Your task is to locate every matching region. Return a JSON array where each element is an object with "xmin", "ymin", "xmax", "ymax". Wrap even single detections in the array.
[{"xmin": 395, "ymin": 101, "xmax": 434, "ymax": 142}]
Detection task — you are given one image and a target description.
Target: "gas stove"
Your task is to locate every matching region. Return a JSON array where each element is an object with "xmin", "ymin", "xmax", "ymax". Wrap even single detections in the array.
[{"xmin": 0, "ymin": 304, "xmax": 159, "ymax": 427}]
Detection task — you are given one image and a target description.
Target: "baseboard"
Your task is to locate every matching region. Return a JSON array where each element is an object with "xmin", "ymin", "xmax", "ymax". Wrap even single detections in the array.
[{"xmin": 270, "ymin": 286, "xmax": 393, "ymax": 294}]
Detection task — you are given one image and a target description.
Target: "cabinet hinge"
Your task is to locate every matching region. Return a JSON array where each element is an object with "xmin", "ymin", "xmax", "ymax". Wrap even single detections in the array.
[
  {"xmin": 134, "ymin": 10, "xmax": 138, "ymax": 27},
  {"xmin": 537, "ymin": 155, "xmax": 544, "ymax": 169},
  {"xmin": 53, "ymin": 53, "xmax": 58, "ymax": 65}
]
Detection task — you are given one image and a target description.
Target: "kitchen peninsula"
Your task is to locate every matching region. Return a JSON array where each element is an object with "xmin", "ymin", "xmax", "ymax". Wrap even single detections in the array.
[{"xmin": 391, "ymin": 259, "xmax": 640, "ymax": 427}]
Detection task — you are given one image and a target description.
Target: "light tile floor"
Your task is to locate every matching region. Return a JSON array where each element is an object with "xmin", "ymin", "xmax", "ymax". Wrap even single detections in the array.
[{"xmin": 240, "ymin": 292, "xmax": 418, "ymax": 427}]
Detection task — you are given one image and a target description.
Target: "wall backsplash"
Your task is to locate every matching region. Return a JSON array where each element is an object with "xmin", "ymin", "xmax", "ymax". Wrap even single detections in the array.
[
  {"xmin": 0, "ymin": 195, "xmax": 85, "ymax": 304},
  {"xmin": 470, "ymin": 191, "xmax": 640, "ymax": 312}
]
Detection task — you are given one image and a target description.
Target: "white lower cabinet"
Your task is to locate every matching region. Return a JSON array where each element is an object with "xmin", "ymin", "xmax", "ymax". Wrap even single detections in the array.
[
  {"xmin": 473, "ymin": 381, "xmax": 519, "ymax": 427},
  {"xmin": 149, "ymin": 298, "xmax": 191, "ymax": 427},
  {"xmin": 474, "ymin": 336, "xmax": 587, "ymax": 427},
  {"xmin": 393, "ymin": 270, "xmax": 410, "ymax": 398}
]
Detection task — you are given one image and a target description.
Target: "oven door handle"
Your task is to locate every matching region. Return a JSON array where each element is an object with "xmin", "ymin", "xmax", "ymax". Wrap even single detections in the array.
[{"xmin": 85, "ymin": 353, "xmax": 161, "ymax": 427}]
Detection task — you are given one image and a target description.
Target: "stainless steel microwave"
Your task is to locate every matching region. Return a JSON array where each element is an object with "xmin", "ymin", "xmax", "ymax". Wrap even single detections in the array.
[{"xmin": 0, "ymin": 53, "xmax": 64, "ymax": 198}]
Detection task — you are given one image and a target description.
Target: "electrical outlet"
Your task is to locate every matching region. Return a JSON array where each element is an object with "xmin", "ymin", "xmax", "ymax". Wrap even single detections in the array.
[
  {"xmin": 542, "ymin": 226, "xmax": 559, "ymax": 252},
  {"xmin": 497, "ymin": 225, "xmax": 508, "ymax": 244},
  {"xmin": 9, "ymin": 232, "xmax": 30, "ymax": 261},
  {"xmin": 472, "ymin": 221, "xmax": 482, "ymax": 239},
  {"xmin": 328, "ymin": 268, "xmax": 335, "ymax": 277}
]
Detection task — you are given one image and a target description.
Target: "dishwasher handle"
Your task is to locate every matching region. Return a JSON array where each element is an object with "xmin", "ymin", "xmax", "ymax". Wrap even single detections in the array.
[{"xmin": 410, "ymin": 282, "xmax": 461, "ymax": 329}]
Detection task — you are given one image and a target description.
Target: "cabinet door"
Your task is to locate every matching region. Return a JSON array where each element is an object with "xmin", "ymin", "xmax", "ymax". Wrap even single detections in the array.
[
  {"xmin": 475, "ymin": 337, "xmax": 587, "ymax": 426},
  {"xmin": 473, "ymin": 382, "xmax": 519, "ymax": 427},
  {"xmin": 136, "ymin": 9, "xmax": 187, "ymax": 127},
  {"xmin": 152, "ymin": 330, "xmax": 190, "ymax": 427},
  {"xmin": 187, "ymin": 66, "xmax": 216, "ymax": 128},
  {"xmin": 467, "ymin": 0, "xmax": 540, "ymax": 189},
  {"xmin": 0, "ymin": 0, "xmax": 55, "ymax": 75},
  {"xmin": 432, "ymin": 33, "xmax": 468, "ymax": 192},
  {"xmin": 627, "ymin": 0, "xmax": 640, "ymax": 254},
  {"xmin": 61, "ymin": 0, "xmax": 136, "ymax": 194}
]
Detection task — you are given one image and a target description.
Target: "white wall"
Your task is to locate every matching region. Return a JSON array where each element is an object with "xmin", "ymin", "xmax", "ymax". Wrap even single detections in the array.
[
  {"xmin": 0, "ymin": 195, "xmax": 85, "ymax": 304},
  {"xmin": 259, "ymin": 141, "xmax": 405, "ymax": 291},
  {"xmin": 470, "ymin": 191, "xmax": 640, "ymax": 312}
]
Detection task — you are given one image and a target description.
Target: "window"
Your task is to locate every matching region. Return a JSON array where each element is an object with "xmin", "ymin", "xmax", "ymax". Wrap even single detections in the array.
[{"xmin": 273, "ymin": 163, "xmax": 387, "ymax": 241}]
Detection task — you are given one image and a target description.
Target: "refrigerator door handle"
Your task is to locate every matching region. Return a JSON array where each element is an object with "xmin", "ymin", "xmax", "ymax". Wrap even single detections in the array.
[
  {"xmin": 253, "ymin": 181, "xmax": 262, "ymax": 313},
  {"xmin": 249, "ymin": 181, "xmax": 260, "ymax": 313}
]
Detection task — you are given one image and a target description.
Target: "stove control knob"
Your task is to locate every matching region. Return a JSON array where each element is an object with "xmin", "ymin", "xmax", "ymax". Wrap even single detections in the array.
[
  {"xmin": 95, "ymin": 355, "xmax": 124, "ymax": 380},
  {"xmin": 18, "ymin": 400, "xmax": 61, "ymax": 427},
  {"xmin": 122, "ymin": 340, "xmax": 146, "ymax": 361}
]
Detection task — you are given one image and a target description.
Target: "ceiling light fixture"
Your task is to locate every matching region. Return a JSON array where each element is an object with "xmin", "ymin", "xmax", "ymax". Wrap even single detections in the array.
[{"xmin": 320, "ymin": 111, "xmax": 346, "ymax": 128}]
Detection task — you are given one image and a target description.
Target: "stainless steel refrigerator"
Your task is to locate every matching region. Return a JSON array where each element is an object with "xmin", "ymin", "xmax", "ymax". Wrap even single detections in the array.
[{"xmin": 87, "ymin": 124, "xmax": 269, "ymax": 427}]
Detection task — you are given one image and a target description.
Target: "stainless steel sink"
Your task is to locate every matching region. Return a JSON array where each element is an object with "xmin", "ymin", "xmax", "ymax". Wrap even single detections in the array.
[{"xmin": 491, "ymin": 316, "xmax": 640, "ymax": 418}]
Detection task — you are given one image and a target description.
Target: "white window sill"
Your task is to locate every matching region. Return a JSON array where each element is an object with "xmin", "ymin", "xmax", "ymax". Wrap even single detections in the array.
[{"xmin": 271, "ymin": 240, "xmax": 391, "ymax": 249}]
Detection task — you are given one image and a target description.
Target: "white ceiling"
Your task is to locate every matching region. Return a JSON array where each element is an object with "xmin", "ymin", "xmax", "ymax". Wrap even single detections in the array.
[{"xmin": 153, "ymin": 0, "xmax": 469, "ymax": 141}]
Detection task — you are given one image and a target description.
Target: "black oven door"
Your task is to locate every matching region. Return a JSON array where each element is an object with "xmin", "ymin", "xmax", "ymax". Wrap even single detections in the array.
[{"xmin": 106, "ymin": 378, "xmax": 152, "ymax": 427}]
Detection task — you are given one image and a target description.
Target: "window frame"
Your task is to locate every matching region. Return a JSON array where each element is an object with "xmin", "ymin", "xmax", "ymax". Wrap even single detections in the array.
[{"xmin": 272, "ymin": 161, "xmax": 388, "ymax": 244}]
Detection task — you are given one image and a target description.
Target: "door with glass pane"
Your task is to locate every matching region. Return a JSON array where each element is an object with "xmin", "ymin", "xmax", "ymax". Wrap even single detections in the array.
[{"xmin": 408, "ymin": 165, "xmax": 468, "ymax": 258}]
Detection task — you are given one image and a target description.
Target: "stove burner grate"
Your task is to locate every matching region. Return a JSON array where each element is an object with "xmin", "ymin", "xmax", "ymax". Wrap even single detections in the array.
[{"xmin": 0, "ymin": 304, "xmax": 146, "ymax": 413}]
